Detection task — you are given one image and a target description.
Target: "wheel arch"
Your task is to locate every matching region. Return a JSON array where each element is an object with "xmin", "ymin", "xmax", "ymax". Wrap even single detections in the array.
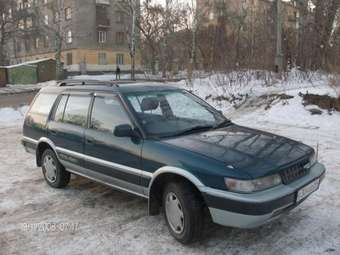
[
  {"xmin": 36, "ymin": 138, "xmax": 59, "ymax": 167},
  {"xmin": 148, "ymin": 167, "xmax": 206, "ymax": 215}
]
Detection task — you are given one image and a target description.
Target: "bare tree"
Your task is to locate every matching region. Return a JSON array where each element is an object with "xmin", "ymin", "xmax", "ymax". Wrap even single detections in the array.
[
  {"xmin": 116, "ymin": 0, "xmax": 140, "ymax": 80},
  {"xmin": 0, "ymin": 0, "xmax": 16, "ymax": 66},
  {"xmin": 138, "ymin": 0, "xmax": 164, "ymax": 74},
  {"xmin": 30, "ymin": 0, "xmax": 73, "ymax": 79},
  {"xmin": 311, "ymin": 0, "xmax": 340, "ymax": 70}
]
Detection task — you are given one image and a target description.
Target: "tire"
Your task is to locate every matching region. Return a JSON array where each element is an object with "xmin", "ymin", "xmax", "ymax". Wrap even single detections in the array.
[
  {"xmin": 163, "ymin": 181, "xmax": 204, "ymax": 244},
  {"xmin": 41, "ymin": 149, "xmax": 70, "ymax": 188}
]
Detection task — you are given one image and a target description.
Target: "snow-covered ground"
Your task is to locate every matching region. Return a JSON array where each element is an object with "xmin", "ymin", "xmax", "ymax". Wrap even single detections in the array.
[{"xmin": 1, "ymin": 72, "xmax": 340, "ymax": 254}]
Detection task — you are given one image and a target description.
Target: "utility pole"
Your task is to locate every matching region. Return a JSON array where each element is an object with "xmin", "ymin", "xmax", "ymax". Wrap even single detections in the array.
[
  {"xmin": 275, "ymin": 0, "xmax": 284, "ymax": 73},
  {"xmin": 189, "ymin": 0, "xmax": 198, "ymax": 81},
  {"xmin": 130, "ymin": 0, "xmax": 136, "ymax": 80},
  {"xmin": 162, "ymin": 0, "xmax": 171, "ymax": 78},
  {"xmin": 296, "ymin": 0, "xmax": 308, "ymax": 69}
]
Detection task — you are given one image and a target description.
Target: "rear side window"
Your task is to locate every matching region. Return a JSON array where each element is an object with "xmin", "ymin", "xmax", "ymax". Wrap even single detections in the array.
[
  {"xmin": 30, "ymin": 93, "xmax": 58, "ymax": 115},
  {"xmin": 63, "ymin": 96, "xmax": 91, "ymax": 127}
]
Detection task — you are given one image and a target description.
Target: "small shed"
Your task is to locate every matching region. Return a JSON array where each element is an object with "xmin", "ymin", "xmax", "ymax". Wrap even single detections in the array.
[
  {"xmin": 0, "ymin": 67, "xmax": 7, "ymax": 87},
  {"xmin": 36, "ymin": 59, "xmax": 57, "ymax": 82},
  {"xmin": 7, "ymin": 64, "xmax": 38, "ymax": 84},
  {"xmin": 6, "ymin": 58, "xmax": 57, "ymax": 84}
]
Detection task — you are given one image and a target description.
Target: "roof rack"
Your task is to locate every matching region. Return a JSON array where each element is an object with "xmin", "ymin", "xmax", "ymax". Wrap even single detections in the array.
[{"xmin": 57, "ymin": 79, "xmax": 119, "ymax": 87}]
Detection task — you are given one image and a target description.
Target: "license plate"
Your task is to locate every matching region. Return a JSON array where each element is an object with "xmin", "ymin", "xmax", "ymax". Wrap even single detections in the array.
[{"xmin": 297, "ymin": 179, "xmax": 320, "ymax": 202}]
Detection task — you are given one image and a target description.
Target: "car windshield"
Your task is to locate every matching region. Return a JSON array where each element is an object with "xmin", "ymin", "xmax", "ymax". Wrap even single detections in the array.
[{"xmin": 124, "ymin": 89, "xmax": 228, "ymax": 138}]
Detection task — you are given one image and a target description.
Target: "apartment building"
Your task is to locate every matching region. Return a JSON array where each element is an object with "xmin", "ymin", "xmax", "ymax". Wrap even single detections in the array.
[
  {"xmin": 5, "ymin": 0, "xmax": 141, "ymax": 74},
  {"xmin": 198, "ymin": 0, "xmax": 299, "ymax": 30}
]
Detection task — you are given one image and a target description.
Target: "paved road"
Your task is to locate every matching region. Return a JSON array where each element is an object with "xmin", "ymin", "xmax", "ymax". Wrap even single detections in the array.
[{"xmin": 0, "ymin": 122, "xmax": 339, "ymax": 255}]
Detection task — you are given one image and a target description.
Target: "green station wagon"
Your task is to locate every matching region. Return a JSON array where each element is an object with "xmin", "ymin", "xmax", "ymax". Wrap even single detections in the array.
[{"xmin": 22, "ymin": 80, "xmax": 326, "ymax": 243}]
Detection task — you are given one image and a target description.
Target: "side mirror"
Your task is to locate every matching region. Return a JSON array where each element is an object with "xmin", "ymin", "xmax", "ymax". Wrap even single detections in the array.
[{"xmin": 114, "ymin": 124, "xmax": 137, "ymax": 138}]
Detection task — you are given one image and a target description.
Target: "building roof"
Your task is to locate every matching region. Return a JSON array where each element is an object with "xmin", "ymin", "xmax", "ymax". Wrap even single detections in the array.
[{"xmin": 4, "ymin": 58, "xmax": 54, "ymax": 69}]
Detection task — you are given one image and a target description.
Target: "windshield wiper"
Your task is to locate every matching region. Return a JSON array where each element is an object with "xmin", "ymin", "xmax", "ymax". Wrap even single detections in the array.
[
  {"xmin": 214, "ymin": 119, "xmax": 232, "ymax": 129},
  {"xmin": 173, "ymin": 125, "xmax": 214, "ymax": 137}
]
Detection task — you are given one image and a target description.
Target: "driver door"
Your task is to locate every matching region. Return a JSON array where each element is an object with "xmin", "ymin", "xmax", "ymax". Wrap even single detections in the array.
[{"xmin": 83, "ymin": 94, "xmax": 144, "ymax": 193}]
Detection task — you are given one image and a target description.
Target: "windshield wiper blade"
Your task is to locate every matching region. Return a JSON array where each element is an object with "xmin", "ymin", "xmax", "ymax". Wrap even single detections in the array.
[
  {"xmin": 214, "ymin": 119, "xmax": 232, "ymax": 129},
  {"xmin": 174, "ymin": 125, "xmax": 214, "ymax": 136}
]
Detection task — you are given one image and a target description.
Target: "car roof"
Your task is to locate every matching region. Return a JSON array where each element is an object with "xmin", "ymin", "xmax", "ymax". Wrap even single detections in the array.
[{"xmin": 40, "ymin": 80, "xmax": 181, "ymax": 94}]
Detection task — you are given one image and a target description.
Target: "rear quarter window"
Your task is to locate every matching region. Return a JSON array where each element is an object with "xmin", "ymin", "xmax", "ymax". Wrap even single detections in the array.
[{"xmin": 30, "ymin": 93, "xmax": 58, "ymax": 116}]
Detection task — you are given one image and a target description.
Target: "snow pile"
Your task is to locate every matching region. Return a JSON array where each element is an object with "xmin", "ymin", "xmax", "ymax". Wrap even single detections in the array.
[
  {"xmin": 6, "ymin": 80, "xmax": 57, "ymax": 89},
  {"xmin": 0, "ymin": 106, "xmax": 28, "ymax": 127},
  {"xmin": 171, "ymin": 70, "xmax": 336, "ymax": 112}
]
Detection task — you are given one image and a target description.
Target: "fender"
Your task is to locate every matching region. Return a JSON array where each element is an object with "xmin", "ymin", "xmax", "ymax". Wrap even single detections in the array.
[
  {"xmin": 37, "ymin": 137, "xmax": 60, "ymax": 160},
  {"xmin": 149, "ymin": 166, "xmax": 205, "ymax": 193},
  {"xmin": 147, "ymin": 166, "xmax": 206, "ymax": 215}
]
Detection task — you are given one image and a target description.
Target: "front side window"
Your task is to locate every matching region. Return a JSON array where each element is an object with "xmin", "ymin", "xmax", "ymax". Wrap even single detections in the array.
[
  {"xmin": 124, "ymin": 90, "xmax": 226, "ymax": 137},
  {"xmin": 90, "ymin": 96, "xmax": 130, "ymax": 133},
  {"xmin": 63, "ymin": 96, "xmax": 91, "ymax": 127},
  {"xmin": 30, "ymin": 93, "xmax": 58, "ymax": 116}
]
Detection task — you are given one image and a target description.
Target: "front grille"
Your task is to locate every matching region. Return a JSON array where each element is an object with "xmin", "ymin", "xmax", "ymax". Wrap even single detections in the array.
[{"xmin": 280, "ymin": 159, "xmax": 310, "ymax": 184}]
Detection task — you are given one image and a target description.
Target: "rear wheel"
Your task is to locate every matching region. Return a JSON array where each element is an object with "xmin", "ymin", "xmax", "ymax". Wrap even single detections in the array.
[
  {"xmin": 41, "ymin": 149, "xmax": 70, "ymax": 188},
  {"xmin": 163, "ymin": 181, "xmax": 204, "ymax": 244}
]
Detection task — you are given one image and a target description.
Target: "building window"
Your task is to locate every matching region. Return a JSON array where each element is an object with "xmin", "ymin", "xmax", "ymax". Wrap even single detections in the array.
[
  {"xmin": 66, "ymin": 53, "xmax": 73, "ymax": 65},
  {"xmin": 17, "ymin": 1, "xmax": 23, "ymax": 10},
  {"xmin": 23, "ymin": 0, "xmax": 31, "ymax": 8},
  {"xmin": 35, "ymin": 37, "xmax": 40, "ymax": 49},
  {"xmin": 18, "ymin": 19, "xmax": 25, "ymax": 29},
  {"xmin": 26, "ymin": 17, "xmax": 33, "ymax": 28},
  {"xmin": 116, "ymin": 11, "xmax": 124, "ymax": 24},
  {"xmin": 98, "ymin": 31, "xmax": 107, "ymax": 43},
  {"xmin": 67, "ymin": 30, "xmax": 72, "ymax": 43},
  {"xmin": 44, "ymin": 35, "xmax": 49, "ymax": 48},
  {"xmin": 116, "ymin": 54, "xmax": 124, "ymax": 65},
  {"xmin": 54, "ymin": 11, "xmax": 60, "ymax": 23},
  {"xmin": 8, "ymin": 9, "xmax": 12, "ymax": 19},
  {"xmin": 44, "ymin": 15, "xmax": 49, "ymax": 25},
  {"xmin": 116, "ymin": 32, "xmax": 125, "ymax": 45},
  {"xmin": 65, "ymin": 7, "xmax": 72, "ymax": 20},
  {"xmin": 98, "ymin": 53, "xmax": 107, "ymax": 65},
  {"xmin": 25, "ymin": 39, "xmax": 31, "ymax": 52},
  {"xmin": 17, "ymin": 42, "xmax": 22, "ymax": 52}
]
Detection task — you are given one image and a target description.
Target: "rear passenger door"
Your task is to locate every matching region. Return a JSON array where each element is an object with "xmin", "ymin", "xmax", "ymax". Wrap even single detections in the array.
[
  {"xmin": 84, "ymin": 94, "xmax": 144, "ymax": 193},
  {"xmin": 48, "ymin": 93, "xmax": 92, "ymax": 168}
]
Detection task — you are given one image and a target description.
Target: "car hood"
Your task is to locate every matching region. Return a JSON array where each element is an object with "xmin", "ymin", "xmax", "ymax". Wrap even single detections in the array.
[{"xmin": 162, "ymin": 124, "xmax": 313, "ymax": 178}]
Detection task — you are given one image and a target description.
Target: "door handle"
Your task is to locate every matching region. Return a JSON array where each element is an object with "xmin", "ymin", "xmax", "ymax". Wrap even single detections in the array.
[
  {"xmin": 86, "ymin": 138, "xmax": 95, "ymax": 144},
  {"xmin": 50, "ymin": 130, "xmax": 57, "ymax": 135}
]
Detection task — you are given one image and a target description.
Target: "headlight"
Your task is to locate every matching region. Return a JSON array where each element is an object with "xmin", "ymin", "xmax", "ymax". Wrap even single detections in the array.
[{"xmin": 224, "ymin": 174, "xmax": 282, "ymax": 193}]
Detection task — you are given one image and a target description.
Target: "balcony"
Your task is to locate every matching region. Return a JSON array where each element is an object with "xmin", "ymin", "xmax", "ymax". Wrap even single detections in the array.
[{"xmin": 96, "ymin": 5, "xmax": 110, "ymax": 28}]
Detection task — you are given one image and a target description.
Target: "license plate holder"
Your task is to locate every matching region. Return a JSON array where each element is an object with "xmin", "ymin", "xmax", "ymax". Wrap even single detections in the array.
[{"xmin": 297, "ymin": 178, "xmax": 320, "ymax": 203}]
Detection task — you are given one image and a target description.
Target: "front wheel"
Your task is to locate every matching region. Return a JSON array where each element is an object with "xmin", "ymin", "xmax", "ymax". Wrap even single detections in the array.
[
  {"xmin": 41, "ymin": 149, "xmax": 70, "ymax": 188},
  {"xmin": 163, "ymin": 181, "xmax": 204, "ymax": 244}
]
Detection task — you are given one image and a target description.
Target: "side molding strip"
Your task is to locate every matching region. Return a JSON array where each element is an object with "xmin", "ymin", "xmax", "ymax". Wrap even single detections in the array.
[{"xmin": 56, "ymin": 147, "xmax": 153, "ymax": 179}]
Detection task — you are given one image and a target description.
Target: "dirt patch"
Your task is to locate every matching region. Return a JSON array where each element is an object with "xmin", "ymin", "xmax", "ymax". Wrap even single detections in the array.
[
  {"xmin": 301, "ymin": 93, "xmax": 340, "ymax": 112},
  {"xmin": 259, "ymin": 93, "xmax": 294, "ymax": 110}
]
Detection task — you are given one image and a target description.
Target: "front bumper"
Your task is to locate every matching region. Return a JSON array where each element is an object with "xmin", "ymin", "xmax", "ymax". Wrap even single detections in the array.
[{"xmin": 201, "ymin": 163, "xmax": 326, "ymax": 229}]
